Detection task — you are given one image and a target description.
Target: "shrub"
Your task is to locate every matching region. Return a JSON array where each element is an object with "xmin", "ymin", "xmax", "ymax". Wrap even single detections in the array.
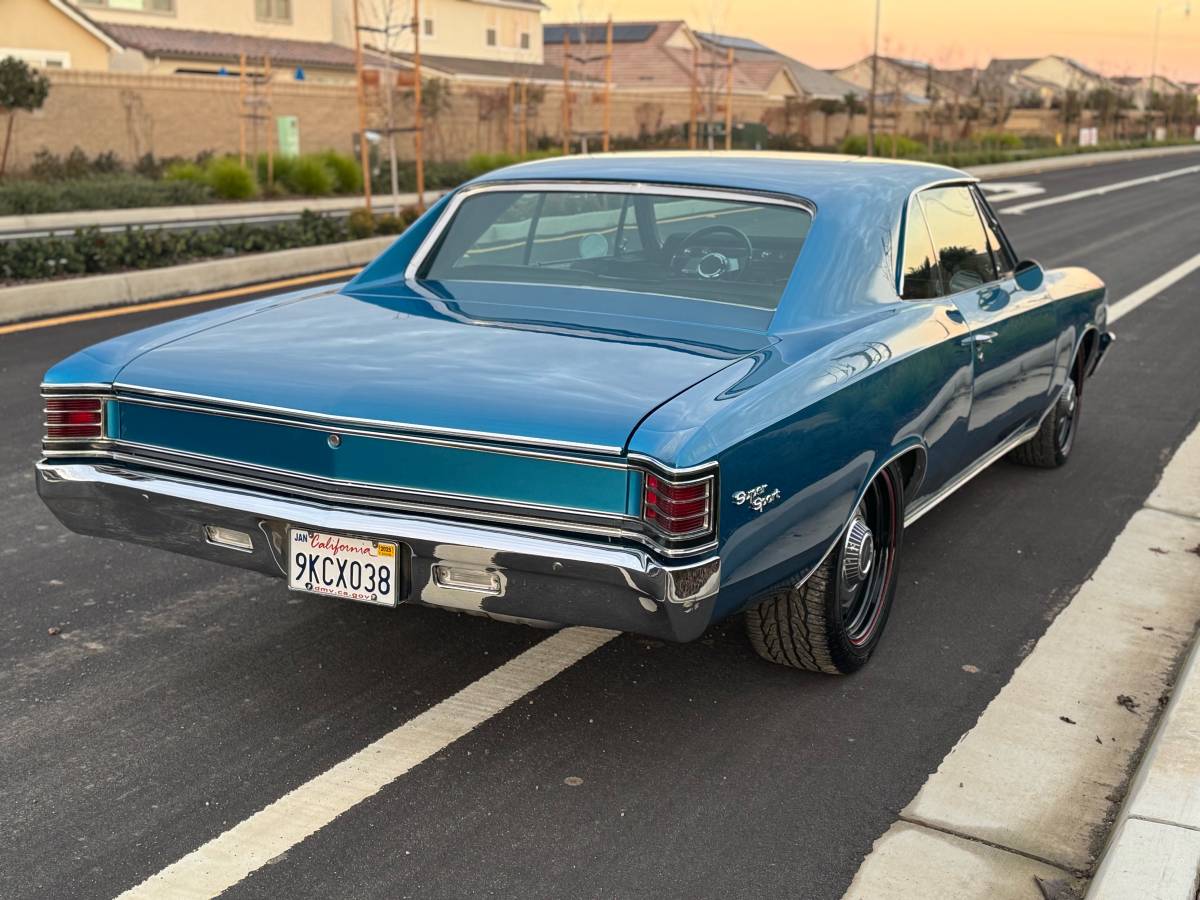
[
  {"xmin": 164, "ymin": 161, "xmax": 206, "ymax": 184},
  {"xmin": 255, "ymin": 152, "xmax": 297, "ymax": 191},
  {"xmin": 347, "ymin": 207, "xmax": 376, "ymax": 239},
  {"xmin": 975, "ymin": 131, "xmax": 1024, "ymax": 150},
  {"xmin": 319, "ymin": 150, "xmax": 363, "ymax": 193},
  {"xmin": 838, "ymin": 134, "xmax": 924, "ymax": 158},
  {"xmin": 0, "ymin": 210, "xmax": 348, "ymax": 283},
  {"xmin": 0, "ymin": 175, "xmax": 212, "ymax": 215},
  {"xmin": 285, "ymin": 154, "xmax": 334, "ymax": 196},
  {"xmin": 205, "ymin": 157, "xmax": 257, "ymax": 200}
]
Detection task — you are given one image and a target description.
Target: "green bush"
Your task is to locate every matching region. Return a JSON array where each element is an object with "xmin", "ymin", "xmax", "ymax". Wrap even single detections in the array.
[
  {"xmin": 347, "ymin": 207, "xmax": 376, "ymax": 239},
  {"xmin": 255, "ymin": 152, "xmax": 297, "ymax": 190},
  {"xmin": 974, "ymin": 131, "xmax": 1024, "ymax": 150},
  {"xmin": 319, "ymin": 150, "xmax": 363, "ymax": 193},
  {"xmin": 838, "ymin": 134, "xmax": 924, "ymax": 158},
  {"xmin": 0, "ymin": 210, "xmax": 348, "ymax": 283},
  {"xmin": 0, "ymin": 175, "xmax": 212, "ymax": 215},
  {"xmin": 205, "ymin": 157, "xmax": 257, "ymax": 200},
  {"xmin": 164, "ymin": 161, "xmax": 206, "ymax": 184},
  {"xmin": 285, "ymin": 154, "xmax": 334, "ymax": 196}
]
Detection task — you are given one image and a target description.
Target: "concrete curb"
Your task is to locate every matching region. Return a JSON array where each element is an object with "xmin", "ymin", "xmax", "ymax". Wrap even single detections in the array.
[
  {"xmin": 0, "ymin": 192, "xmax": 429, "ymax": 237},
  {"xmin": 0, "ymin": 236, "xmax": 394, "ymax": 326},
  {"xmin": 965, "ymin": 143, "xmax": 1200, "ymax": 178},
  {"xmin": 1086, "ymin": 426, "xmax": 1200, "ymax": 900}
]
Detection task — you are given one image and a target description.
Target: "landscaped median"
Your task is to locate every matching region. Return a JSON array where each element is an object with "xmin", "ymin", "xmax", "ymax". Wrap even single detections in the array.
[{"xmin": 0, "ymin": 235, "xmax": 395, "ymax": 326}]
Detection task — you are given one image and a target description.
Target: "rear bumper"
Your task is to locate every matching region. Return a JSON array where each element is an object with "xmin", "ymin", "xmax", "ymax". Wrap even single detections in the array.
[{"xmin": 36, "ymin": 461, "xmax": 720, "ymax": 641}]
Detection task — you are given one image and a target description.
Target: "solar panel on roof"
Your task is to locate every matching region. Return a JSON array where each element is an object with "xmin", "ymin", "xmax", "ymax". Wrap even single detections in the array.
[
  {"xmin": 543, "ymin": 23, "xmax": 657, "ymax": 44},
  {"xmin": 695, "ymin": 31, "xmax": 775, "ymax": 53}
]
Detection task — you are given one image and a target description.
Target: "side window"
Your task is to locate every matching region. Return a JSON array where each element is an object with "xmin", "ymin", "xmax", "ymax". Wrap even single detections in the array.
[
  {"xmin": 919, "ymin": 186, "xmax": 998, "ymax": 294},
  {"xmin": 899, "ymin": 198, "xmax": 943, "ymax": 300},
  {"xmin": 971, "ymin": 187, "xmax": 1017, "ymax": 277}
]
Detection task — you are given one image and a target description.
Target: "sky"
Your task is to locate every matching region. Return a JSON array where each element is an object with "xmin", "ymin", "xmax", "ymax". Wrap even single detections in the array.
[{"xmin": 544, "ymin": 0, "xmax": 1200, "ymax": 83}]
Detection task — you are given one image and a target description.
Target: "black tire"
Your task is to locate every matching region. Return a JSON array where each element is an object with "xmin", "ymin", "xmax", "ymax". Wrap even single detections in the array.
[
  {"xmin": 745, "ymin": 463, "xmax": 904, "ymax": 674},
  {"xmin": 1009, "ymin": 375, "xmax": 1080, "ymax": 469}
]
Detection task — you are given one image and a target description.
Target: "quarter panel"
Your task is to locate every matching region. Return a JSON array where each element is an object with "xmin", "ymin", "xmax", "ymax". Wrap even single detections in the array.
[{"xmin": 630, "ymin": 300, "xmax": 973, "ymax": 619}]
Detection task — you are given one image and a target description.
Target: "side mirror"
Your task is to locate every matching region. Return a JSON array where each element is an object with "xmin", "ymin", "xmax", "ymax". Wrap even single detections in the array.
[{"xmin": 1014, "ymin": 259, "xmax": 1045, "ymax": 292}]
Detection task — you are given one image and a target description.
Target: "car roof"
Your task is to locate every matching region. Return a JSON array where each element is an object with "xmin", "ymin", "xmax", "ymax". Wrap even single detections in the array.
[{"xmin": 469, "ymin": 151, "xmax": 972, "ymax": 209}]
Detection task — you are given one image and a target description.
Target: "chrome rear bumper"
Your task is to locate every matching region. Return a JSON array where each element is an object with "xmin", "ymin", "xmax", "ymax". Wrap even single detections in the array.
[{"xmin": 36, "ymin": 461, "xmax": 720, "ymax": 641}]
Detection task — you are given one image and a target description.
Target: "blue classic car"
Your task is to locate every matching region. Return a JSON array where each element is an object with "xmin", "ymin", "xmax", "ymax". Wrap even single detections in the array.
[{"xmin": 37, "ymin": 153, "xmax": 1113, "ymax": 673}]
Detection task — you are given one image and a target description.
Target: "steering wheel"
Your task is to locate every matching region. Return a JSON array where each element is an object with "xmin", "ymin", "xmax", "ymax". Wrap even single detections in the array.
[{"xmin": 670, "ymin": 224, "xmax": 753, "ymax": 280}]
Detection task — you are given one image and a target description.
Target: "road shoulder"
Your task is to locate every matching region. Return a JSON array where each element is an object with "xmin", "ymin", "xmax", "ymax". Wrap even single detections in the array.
[{"xmin": 845, "ymin": 422, "xmax": 1200, "ymax": 898}]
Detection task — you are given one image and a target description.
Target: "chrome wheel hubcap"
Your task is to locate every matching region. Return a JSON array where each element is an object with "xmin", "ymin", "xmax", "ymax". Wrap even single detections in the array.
[{"xmin": 842, "ymin": 514, "xmax": 874, "ymax": 588}]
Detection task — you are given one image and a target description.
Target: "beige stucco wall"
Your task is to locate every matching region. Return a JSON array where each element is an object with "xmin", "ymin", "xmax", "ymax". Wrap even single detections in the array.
[
  {"xmin": 79, "ymin": 0, "xmax": 337, "ymax": 44},
  {"xmin": 0, "ymin": 0, "xmax": 113, "ymax": 69},
  {"xmin": 5, "ymin": 69, "xmax": 361, "ymax": 169}
]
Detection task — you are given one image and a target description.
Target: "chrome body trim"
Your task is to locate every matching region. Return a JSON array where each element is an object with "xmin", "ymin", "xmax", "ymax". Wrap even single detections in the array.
[
  {"xmin": 111, "ymin": 440, "xmax": 629, "ymax": 523},
  {"xmin": 36, "ymin": 461, "xmax": 722, "ymax": 641},
  {"xmin": 904, "ymin": 421, "xmax": 1041, "ymax": 526},
  {"xmin": 102, "ymin": 382, "xmax": 626, "ymax": 457},
  {"xmin": 114, "ymin": 394, "xmax": 630, "ymax": 468},
  {"xmin": 404, "ymin": 180, "xmax": 817, "ymax": 282},
  {"xmin": 78, "ymin": 449, "xmax": 718, "ymax": 559}
]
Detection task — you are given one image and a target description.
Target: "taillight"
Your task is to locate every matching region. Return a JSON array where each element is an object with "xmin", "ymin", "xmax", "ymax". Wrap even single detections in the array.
[
  {"xmin": 44, "ymin": 395, "xmax": 107, "ymax": 443},
  {"xmin": 642, "ymin": 471, "xmax": 715, "ymax": 540}
]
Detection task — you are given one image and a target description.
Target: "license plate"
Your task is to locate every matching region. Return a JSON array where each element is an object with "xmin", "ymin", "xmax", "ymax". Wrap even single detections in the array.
[{"xmin": 288, "ymin": 529, "xmax": 399, "ymax": 607}]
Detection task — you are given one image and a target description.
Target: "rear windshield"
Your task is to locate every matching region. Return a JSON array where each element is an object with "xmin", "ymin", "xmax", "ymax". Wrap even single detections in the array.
[{"xmin": 419, "ymin": 188, "xmax": 812, "ymax": 310}]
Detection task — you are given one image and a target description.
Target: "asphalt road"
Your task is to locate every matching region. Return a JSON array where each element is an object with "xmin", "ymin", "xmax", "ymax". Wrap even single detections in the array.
[{"xmin": 2, "ymin": 153, "xmax": 1199, "ymax": 900}]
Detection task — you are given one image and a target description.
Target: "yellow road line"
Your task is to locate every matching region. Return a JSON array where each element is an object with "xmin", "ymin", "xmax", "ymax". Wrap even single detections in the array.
[{"xmin": 0, "ymin": 267, "xmax": 361, "ymax": 337}]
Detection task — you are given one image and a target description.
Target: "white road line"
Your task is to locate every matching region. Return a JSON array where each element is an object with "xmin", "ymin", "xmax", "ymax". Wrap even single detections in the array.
[
  {"xmin": 118, "ymin": 626, "xmax": 618, "ymax": 900},
  {"xmin": 1000, "ymin": 163, "xmax": 1200, "ymax": 214},
  {"xmin": 978, "ymin": 181, "xmax": 1045, "ymax": 204},
  {"xmin": 1109, "ymin": 251, "xmax": 1200, "ymax": 324}
]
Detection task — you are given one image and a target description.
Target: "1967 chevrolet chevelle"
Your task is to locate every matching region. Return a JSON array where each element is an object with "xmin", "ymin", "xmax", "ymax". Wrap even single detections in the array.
[{"xmin": 37, "ymin": 152, "xmax": 1114, "ymax": 674}]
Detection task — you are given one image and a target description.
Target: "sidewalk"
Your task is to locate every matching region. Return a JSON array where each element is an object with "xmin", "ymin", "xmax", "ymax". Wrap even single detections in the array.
[{"xmin": 1087, "ymin": 427, "xmax": 1200, "ymax": 899}]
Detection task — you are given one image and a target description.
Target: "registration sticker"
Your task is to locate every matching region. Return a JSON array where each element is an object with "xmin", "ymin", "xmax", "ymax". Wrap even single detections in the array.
[{"xmin": 288, "ymin": 529, "xmax": 399, "ymax": 607}]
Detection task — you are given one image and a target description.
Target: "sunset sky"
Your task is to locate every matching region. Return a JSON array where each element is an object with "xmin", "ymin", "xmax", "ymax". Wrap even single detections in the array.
[{"xmin": 543, "ymin": 0, "xmax": 1200, "ymax": 83}]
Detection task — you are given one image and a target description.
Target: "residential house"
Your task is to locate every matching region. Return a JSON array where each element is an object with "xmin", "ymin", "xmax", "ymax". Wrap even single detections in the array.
[
  {"xmin": 834, "ymin": 56, "xmax": 971, "ymax": 106},
  {"xmin": 694, "ymin": 31, "xmax": 862, "ymax": 102},
  {"xmin": 4, "ymin": 0, "xmax": 551, "ymax": 83},
  {"xmin": 543, "ymin": 21, "xmax": 802, "ymax": 141}
]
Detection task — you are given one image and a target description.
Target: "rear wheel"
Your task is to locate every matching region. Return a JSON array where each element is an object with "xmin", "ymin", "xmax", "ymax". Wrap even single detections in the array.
[
  {"xmin": 1009, "ymin": 375, "xmax": 1080, "ymax": 469},
  {"xmin": 745, "ymin": 463, "xmax": 904, "ymax": 674}
]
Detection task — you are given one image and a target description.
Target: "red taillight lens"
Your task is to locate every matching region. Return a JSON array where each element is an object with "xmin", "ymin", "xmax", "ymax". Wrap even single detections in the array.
[
  {"xmin": 45, "ymin": 396, "xmax": 105, "ymax": 442},
  {"xmin": 642, "ymin": 472, "xmax": 714, "ymax": 539}
]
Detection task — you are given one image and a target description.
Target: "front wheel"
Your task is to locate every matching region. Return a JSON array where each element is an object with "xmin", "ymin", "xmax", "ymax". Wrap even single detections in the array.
[{"xmin": 745, "ymin": 463, "xmax": 904, "ymax": 674}]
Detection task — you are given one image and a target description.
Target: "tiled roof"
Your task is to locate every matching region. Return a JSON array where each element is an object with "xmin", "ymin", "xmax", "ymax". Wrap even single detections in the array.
[
  {"xmin": 544, "ymin": 21, "xmax": 798, "ymax": 96},
  {"xmin": 99, "ymin": 23, "xmax": 359, "ymax": 69},
  {"xmin": 384, "ymin": 51, "xmax": 573, "ymax": 83},
  {"xmin": 696, "ymin": 31, "xmax": 863, "ymax": 100}
]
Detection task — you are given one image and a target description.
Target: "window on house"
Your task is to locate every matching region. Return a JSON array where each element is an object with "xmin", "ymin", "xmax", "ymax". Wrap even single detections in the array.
[
  {"xmin": 520, "ymin": 32, "xmax": 530, "ymax": 49},
  {"xmin": 486, "ymin": 28, "xmax": 497, "ymax": 46},
  {"xmin": 255, "ymin": 0, "xmax": 291, "ymax": 23},
  {"xmin": 424, "ymin": 18, "xmax": 434, "ymax": 36},
  {"xmin": 80, "ymin": 0, "xmax": 175, "ymax": 11}
]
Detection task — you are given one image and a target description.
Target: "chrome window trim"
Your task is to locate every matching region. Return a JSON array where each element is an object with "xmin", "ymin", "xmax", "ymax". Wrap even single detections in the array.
[
  {"xmin": 404, "ymin": 180, "xmax": 817, "ymax": 283},
  {"xmin": 894, "ymin": 177, "xmax": 978, "ymax": 298}
]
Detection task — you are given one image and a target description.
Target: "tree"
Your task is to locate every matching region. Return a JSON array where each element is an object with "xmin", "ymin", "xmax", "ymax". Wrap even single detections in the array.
[{"xmin": 0, "ymin": 56, "xmax": 50, "ymax": 178}]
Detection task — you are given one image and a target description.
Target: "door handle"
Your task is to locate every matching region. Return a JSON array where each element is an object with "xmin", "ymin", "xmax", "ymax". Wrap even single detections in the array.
[{"xmin": 961, "ymin": 331, "xmax": 999, "ymax": 345}]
